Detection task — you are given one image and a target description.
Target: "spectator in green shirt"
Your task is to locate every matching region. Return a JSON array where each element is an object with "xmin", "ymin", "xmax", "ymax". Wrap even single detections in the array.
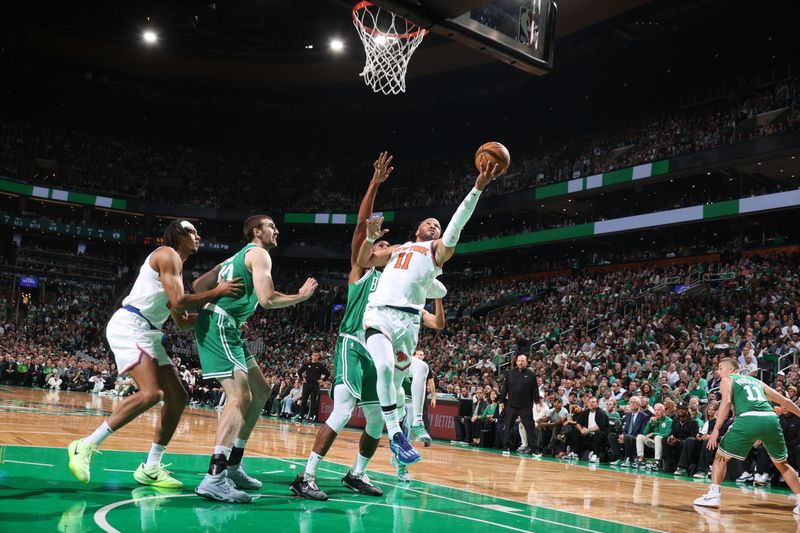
[{"xmin": 635, "ymin": 403, "xmax": 672, "ymax": 470}]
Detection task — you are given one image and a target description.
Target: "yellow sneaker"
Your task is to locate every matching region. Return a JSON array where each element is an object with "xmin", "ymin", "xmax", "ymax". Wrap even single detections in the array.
[
  {"xmin": 134, "ymin": 463, "xmax": 183, "ymax": 489},
  {"xmin": 67, "ymin": 439, "xmax": 99, "ymax": 484}
]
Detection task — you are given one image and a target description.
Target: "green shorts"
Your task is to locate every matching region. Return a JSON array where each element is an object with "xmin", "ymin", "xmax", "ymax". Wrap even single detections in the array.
[
  {"xmin": 195, "ymin": 309, "xmax": 254, "ymax": 380},
  {"xmin": 719, "ymin": 413, "xmax": 788, "ymax": 461},
  {"xmin": 332, "ymin": 334, "xmax": 378, "ymax": 406}
]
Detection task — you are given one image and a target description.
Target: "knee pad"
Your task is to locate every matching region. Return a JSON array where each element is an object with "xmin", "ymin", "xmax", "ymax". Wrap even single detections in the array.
[
  {"xmin": 362, "ymin": 405, "xmax": 384, "ymax": 439},
  {"xmin": 325, "ymin": 385, "xmax": 356, "ymax": 433}
]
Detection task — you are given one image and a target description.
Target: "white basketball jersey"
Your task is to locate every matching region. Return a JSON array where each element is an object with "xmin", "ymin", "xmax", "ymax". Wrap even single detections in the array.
[
  {"xmin": 369, "ymin": 240, "xmax": 440, "ymax": 311},
  {"xmin": 121, "ymin": 250, "xmax": 171, "ymax": 329}
]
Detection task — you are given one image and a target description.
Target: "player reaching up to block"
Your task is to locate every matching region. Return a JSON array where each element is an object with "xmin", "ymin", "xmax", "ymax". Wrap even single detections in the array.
[
  {"xmin": 290, "ymin": 152, "xmax": 394, "ymax": 501},
  {"xmin": 357, "ymin": 158, "xmax": 503, "ymax": 466},
  {"xmin": 193, "ymin": 215, "xmax": 317, "ymax": 504},
  {"xmin": 68, "ymin": 221, "xmax": 243, "ymax": 487},
  {"xmin": 693, "ymin": 357, "xmax": 800, "ymax": 515}
]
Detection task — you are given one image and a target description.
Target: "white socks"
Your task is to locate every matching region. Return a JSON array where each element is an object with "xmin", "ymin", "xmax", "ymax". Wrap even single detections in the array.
[
  {"xmin": 709, "ymin": 484, "xmax": 720, "ymax": 494},
  {"xmin": 213, "ymin": 445, "xmax": 232, "ymax": 458},
  {"xmin": 382, "ymin": 407, "xmax": 402, "ymax": 438},
  {"xmin": 145, "ymin": 443, "xmax": 166, "ymax": 467},
  {"xmin": 353, "ymin": 454, "xmax": 370, "ymax": 476},
  {"xmin": 234, "ymin": 438, "xmax": 247, "ymax": 449},
  {"xmin": 84, "ymin": 421, "xmax": 114, "ymax": 447},
  {"xmin": 305, "ymin": 452, "xmax": 323, "ymax": 480}
]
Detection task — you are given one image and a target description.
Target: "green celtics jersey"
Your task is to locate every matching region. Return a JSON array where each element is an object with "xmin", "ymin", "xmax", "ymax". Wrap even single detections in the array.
[
  {"xmin": 213, "ymin": 243, "xmax": 260, "ymax": 326},
  {"xmin": 338, "ymin": 268, "xmax": 380, "ymax": 338},
  {"xmin": 730, "ymin": 374, "xmax": 773, "ymax": 415}
]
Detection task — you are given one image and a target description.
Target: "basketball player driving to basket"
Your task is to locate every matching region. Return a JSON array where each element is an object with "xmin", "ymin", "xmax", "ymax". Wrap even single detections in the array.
[{"xmin": 357, "ymin": 158, "xmax": 504, "ymax": 465}]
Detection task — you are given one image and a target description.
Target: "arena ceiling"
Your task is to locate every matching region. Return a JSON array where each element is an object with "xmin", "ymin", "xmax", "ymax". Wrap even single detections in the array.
[{"xmin": 0, "ymin": 0, "xmax": 740, "ymax": 87}]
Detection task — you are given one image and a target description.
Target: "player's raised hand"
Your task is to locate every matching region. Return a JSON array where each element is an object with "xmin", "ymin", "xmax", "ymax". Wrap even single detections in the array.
[
  {"xmin": 366, "ymin": 215, "xmax": 389, "ymax": 241},
  {"xmin": 372, "ymin": 151, "xmax": 395, "ymax": 183},
  {"xmin": 475, "ymin": 159, "xmax": 502, "ymax": 191},
  {"xmin": 217, "ymin": 276, "xmax": 244, "ymax": 298},
  {"xmin": 298, "ymin": 278, "xmax": 318, "ymax": 300}
]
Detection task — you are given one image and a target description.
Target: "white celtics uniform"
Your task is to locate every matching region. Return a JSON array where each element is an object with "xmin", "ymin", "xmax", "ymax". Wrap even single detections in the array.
[
  {"xmin": 106, "ymin": 250, "xmax": 173, "ymax": 374},
  {"xmin": 363, "ymin": 239, "xmax": 439, "ymax": 370}
]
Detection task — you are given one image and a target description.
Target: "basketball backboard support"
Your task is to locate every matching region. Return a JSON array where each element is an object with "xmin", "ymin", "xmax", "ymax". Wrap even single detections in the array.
[{"xmin": 370, "ymin": 0, "xmax": 557, "ymax": 75}]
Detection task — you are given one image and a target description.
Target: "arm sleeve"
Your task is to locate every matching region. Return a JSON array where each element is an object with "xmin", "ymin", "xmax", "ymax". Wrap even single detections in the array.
[{"xmin": 441, "ymin": 187, "xmax": 482, "ymax": 247}]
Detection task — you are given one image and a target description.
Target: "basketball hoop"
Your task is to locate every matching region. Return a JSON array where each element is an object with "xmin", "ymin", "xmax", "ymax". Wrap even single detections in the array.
[{"xmin": 352, "ymin": 1, "xmax": 428, "ymax": 95}]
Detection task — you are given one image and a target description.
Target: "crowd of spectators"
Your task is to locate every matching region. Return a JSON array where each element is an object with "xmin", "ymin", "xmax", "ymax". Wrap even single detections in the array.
[{"xmin": 1, "ymin": 78, "xmax": 797, "ymax": 213}]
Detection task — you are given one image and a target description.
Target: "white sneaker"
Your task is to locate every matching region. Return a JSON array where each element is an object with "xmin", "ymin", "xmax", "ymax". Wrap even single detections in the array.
[
  {"xmin": 753, "ymin": 473, "xmax": 767, "ymax": 486},
  {"xmin": 793, "ymin": 504, "xmax": 799, "ymax": 516},
  {"xmin": 736, "ymin": 471, "xmax": 753, "ymax": 484},
  {"xmin": 195, "ymin": 471, "xmax": 252, "ymax": 503},
  {"xmin": 693, "ymin": 492, "xmax": 720, "ymax": 508},
  {"xmin": 226, "ymin": 464, "xmax": 262, "ymax": 490},
  {"xmin": 588, "ymin": 453, "xmax": 600, "ymax": 463}
]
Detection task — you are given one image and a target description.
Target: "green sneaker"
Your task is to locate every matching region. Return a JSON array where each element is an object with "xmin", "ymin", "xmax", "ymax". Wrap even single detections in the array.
[
  {"xmin": 67, "ymin": 439, "xmax": 99, "ymax": 484},
  {"xmin": 134, "ymin": 463, "xmax": 184, "ymax": 489},
  {"xmin": 411, "ymin": 424, "xmax": 432, "ymax": 447},
  {"xmin": 390, "ymin": 455, "xmax": 411, "ymax": 482}
]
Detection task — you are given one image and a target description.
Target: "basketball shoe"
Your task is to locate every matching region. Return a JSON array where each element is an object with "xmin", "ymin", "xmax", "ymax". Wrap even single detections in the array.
[
  {"xmin": 390, "ymin": 432, "xmax": 421, "ymax": 465},
  {"xmin": 391, "ymin": 455, "xmax": 411, "ymax": 482},
  {"xmin": 342, "ymin": 470, "xmax": 383, "ymax": 496},
  {"xmin": 290, "ymin": 473, "xmax": 329, "ymax": 501},
  {"xmin": 133, "ymin": 463, "xmax": 183, "ymax": 489},
  {"xmin": 226, "ymin": 464, "xmax": 262, "ymax": 490},
  {"xmin": 411, "ymin": 424, "xmax": 432, "ymax": 447},
  {"xmin": 196, "ymin": 471, "xmax": 252, "ymax": 503},
  {"xmin": 67, "ymin": 439, "xmax": 99, "ymax": 484}
]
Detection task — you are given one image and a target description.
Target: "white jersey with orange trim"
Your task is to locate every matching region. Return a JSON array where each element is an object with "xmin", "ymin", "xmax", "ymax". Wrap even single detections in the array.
[
  {"xmin": 121, "ymin": 250, "xmax": 171, "ymax": 329},
  {"xmin": 368, "ymin": 239, "xmax": 440, "ymax": 311}
]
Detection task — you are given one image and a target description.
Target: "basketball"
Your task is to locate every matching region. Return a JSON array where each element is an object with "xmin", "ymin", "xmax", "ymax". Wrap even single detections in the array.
[{"xmin": 475, "ymin": 141, "xmax": 511, "ymax": 175}]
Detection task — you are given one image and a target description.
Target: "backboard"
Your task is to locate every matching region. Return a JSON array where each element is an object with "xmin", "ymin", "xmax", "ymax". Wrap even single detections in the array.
[{"xmin": 370, "ymin": 0, "xmax": 557, "ymax": 75}]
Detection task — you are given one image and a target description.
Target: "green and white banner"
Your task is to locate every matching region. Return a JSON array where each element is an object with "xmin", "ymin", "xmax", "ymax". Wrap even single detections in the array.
[
  {"xmin": 534, "ymin": 160, "xmax": 671, "ymax": 200},
  {"xmin": 0, "ymin": 179, "xmax": 127, "ymax": 210},
  {"xmin": 283, "ymin": 211, "xmax": 395, "ymax": 225},
  {"xmin": 457, "ymin": 190, "xmax": 800, "ymax": 254}
]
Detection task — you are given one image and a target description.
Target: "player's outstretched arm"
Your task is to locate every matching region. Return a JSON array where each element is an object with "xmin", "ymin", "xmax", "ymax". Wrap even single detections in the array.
[
  {"xmin": 351, "ymin": 152, "xmax": 394, "ymax": 268},
  {"xmin": 763, "ymin": 382, "xmax": 800, "ymax": 417},
  {"xmin": 434, "ymin": 159, "xmax": 503, "ymax": 266},
  {"xmin": 421, "ymin": 299, "xmax": 445, "ymax": 330},
  {"xmin": 356, "ymin": 215, "xmax": 395, "ymax": 268},
  {"xmin": 153, "ymin": 247, "xmax": 243, "ymax": 314},
  {"xmin": 250, "ymin": 247, "xmax": 318, "ymax": 309}
]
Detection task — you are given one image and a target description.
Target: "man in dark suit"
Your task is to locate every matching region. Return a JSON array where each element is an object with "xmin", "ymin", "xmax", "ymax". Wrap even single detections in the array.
[
  {"xmin": 608, "ymin": 396, "xmax": 651, "ymax": 466},
  {"xmin": 569, "ymin": 396, "xmax": 609, "ymax": 462},
  {"xmin": 454, "ymin": 389, "xmax": 487, "ymax": 444},
  {"xmin": 499, "ymin": 354, "xmax": 540, "ymax": 455}
]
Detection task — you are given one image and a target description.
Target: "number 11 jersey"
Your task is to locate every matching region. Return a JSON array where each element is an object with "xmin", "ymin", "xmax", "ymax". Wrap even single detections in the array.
[
  {"xmin": 730, "ymin": 373, "xmax": 774, "ymax": 415},
  {"xmin": 368, "ymin": 240, "xmax": 440, "ymax": 311}
]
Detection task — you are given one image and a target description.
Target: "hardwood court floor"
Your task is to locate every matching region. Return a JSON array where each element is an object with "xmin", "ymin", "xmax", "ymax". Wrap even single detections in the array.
[{"xmin": 1, "ymin": 386, "xmax": 799, "ymax": 532}]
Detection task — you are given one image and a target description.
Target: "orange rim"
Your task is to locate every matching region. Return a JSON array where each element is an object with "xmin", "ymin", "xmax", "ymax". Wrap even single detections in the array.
[{"xmin": 352, "ymin": 1, "xmax": 428, "ymax": 39}]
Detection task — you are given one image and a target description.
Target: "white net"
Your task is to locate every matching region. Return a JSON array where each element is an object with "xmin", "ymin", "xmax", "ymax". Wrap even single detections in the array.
[{"xmin": 352, "ymin": 1, "xmax": 427, "ymax": 95}]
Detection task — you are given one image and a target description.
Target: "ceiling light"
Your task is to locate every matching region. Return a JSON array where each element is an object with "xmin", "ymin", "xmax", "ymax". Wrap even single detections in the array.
[
  {"xmin": 143, "ymin": 30, "xmax": 158, "ymax": 44},
  {"xmin": 330, "ymin": 39, "xmax": 344, "ymax": 52}
]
